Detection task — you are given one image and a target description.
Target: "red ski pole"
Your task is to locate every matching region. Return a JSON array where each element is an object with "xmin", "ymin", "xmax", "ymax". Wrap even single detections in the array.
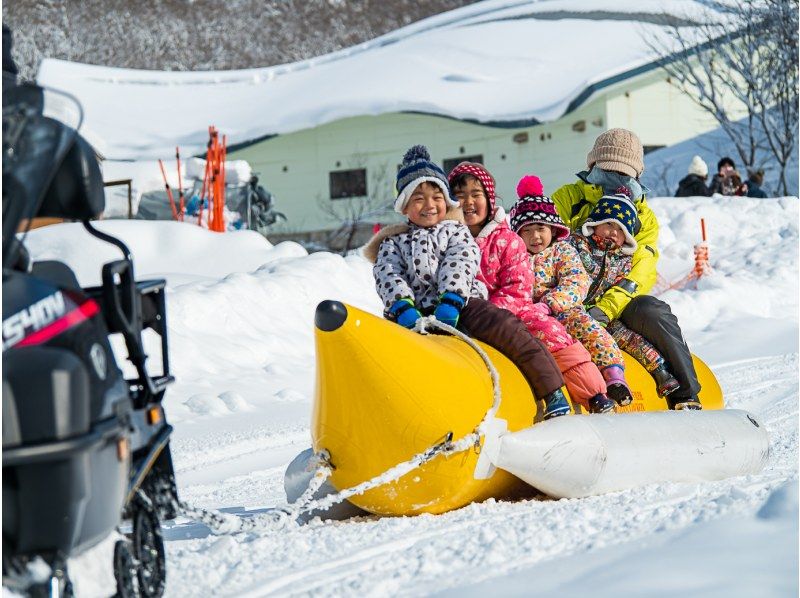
[
  {"xmin": 158, "ymin": 159, "xmax": 179, "ymax": 221},
  {"xmin": 175, "ymin": 146, "xmax": 186, "ymax": 222}
]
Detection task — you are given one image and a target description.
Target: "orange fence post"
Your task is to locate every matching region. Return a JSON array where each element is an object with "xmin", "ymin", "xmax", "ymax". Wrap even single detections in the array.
[
  {"xmin": 157, "ymin": 159, "xmax": 179, "ymax": 221},
  {"xmin": 657, "ymin": 218, "xmax": 711, "ymax": 294},
  {"xmin": 692, "ymin": 218, "xmax": 711, "ymax": 279}
]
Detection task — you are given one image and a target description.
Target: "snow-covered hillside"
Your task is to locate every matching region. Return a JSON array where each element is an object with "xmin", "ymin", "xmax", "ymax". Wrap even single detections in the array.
[
  {"xmin": 23, "ymin": 195, "xmax": 799, "ymax": 596},
  {"xmin": 3, "ymin": 0, "xmax": 475, "ymax": 81}
]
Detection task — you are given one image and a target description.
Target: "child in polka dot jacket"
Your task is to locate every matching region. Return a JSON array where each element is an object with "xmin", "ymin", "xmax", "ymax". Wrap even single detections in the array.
[{"xmin": 363, "ymin": 145, "xmax": 569, "ymax": 419}]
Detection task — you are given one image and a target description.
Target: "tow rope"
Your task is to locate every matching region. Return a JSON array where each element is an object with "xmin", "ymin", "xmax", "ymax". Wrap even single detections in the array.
[{"xmin": 175, "ymin": 315, "xmax": 503, "ymax": 534}]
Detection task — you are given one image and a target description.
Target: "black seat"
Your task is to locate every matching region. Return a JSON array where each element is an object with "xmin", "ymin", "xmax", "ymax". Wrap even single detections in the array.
[{"xmin": 30, "ymin": 260, "xmax": 81, "ymax": 291}]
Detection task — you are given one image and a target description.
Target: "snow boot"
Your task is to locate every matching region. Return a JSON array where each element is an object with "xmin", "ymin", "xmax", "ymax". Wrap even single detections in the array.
[
  {"xmin": 587, "ymin": 393, "xmax": 616, "ymax": 414},
  {"xmin": 667, "ymin": 394, "xmax": 703, "ymax": 410},
  {"xmin": 602, "ymin": 365, "xmax": 633, "ymax": 406},
  {"xmin": 652, "ymin": 365, "xmax": 680, "ymax": 397},
  {"xmin": 542, "ymin": 388, "xmax": 571, "ymax": 420}
]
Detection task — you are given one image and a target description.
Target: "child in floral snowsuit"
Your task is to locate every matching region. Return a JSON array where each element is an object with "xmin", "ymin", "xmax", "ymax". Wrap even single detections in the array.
[
  {"xmin": 363, "ymin": 145, "xmax": 569, "ymax": 419},
  {"xmin": 508, "ymin": 183, "xmax": 633, "ymax": 407},
  {"xmin": 450, "ymin": 165, "xmax": 612, "ymax": 414},
  {"xmin": 570, "ymin": 193, "xmax": 682, "ymax": 400}
]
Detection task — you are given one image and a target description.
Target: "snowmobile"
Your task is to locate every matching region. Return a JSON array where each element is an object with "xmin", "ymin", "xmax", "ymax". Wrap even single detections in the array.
[{"xmin": 2, "ymin": 82, "xmax": 178, "ymax": 596}]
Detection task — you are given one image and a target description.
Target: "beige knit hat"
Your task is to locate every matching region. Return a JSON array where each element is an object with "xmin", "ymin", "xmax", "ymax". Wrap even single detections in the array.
[{"xmin": 586, "ymin": 128, "xmax": 645, "ymax": 178}]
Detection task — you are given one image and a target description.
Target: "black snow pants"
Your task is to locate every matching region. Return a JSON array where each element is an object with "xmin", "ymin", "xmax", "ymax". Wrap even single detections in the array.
[{"xmin": 618, "ymin": 295, "xmax": 701, "ymax": 399}]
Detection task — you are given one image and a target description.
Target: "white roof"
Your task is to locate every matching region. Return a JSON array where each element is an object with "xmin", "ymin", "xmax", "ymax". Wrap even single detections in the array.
[{"xmin": 37, "ymin": 0, "xmax": 718, "ymax": 160}]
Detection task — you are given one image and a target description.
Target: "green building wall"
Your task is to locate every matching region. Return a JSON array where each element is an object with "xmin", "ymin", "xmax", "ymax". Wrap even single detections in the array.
[{"xmin": 230, "ymin": 70, "xmax": 718, "ymax": 236}]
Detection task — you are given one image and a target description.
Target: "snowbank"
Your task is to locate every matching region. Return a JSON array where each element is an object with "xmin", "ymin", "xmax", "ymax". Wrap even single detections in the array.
[
  {"xmin": 23, "ymin": 220, "xmax": 294, "ymax": 287},
  {"xmin": 448, "ymin": 481, "xmax": 799, "ymax": 597},
  {"xmin": 20, "ymin": 193, "xmax": 798, "ymax": 596}
]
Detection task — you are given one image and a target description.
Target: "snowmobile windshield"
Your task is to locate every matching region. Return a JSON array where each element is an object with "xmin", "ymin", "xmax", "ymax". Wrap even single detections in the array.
[{"xmin": 2, "ymin": 84, "xmax": 83, "ymax": 270}]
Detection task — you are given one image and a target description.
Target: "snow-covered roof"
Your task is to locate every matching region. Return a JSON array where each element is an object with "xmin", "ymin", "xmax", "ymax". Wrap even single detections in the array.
[{"xmin": 36, "ymin": 0, "xmax": 718, "ymax": 160}]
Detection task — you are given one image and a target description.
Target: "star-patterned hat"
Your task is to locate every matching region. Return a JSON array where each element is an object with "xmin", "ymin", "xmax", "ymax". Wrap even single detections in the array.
[{"xmin": 581, "ymin": 193, "xmax": 640, "ymax": 255}]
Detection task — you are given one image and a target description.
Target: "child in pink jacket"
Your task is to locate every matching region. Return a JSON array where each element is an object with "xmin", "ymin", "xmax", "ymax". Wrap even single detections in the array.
[{"xmin": 449, "ymin": 162, "xmax": 614, "ymax": 414}]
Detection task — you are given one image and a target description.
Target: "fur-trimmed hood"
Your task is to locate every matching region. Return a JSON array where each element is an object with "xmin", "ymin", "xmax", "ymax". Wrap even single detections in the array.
[
  {"xmin": 474, "ymin": 206, "xmax": 508, "ymax": 241},
  {"xmin": 362, "ymin": 206, "xmax": 465, "ymax": 263}
]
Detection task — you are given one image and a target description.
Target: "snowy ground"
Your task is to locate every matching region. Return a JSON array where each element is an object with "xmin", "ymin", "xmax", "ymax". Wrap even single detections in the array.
[{"xmin": 23, "ymin": 195, "xmax": 799, "ymax": 596}]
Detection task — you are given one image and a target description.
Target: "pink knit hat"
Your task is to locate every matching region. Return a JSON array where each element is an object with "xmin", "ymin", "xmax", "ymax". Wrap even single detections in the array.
[
  {"xmin": 508, "ymin": 175, "xmax": 570, "ymax": 240},
  {"xmin": 447, "ymin": 161, "xmax": 497, "ymax": 212}
]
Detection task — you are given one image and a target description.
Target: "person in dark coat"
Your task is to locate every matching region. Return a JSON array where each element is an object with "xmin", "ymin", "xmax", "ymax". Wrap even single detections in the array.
[
  {"xmin": 675, "ymin": 155, "xmax": 711, "ymax": 197},
  {"xmin": 708, "ymin": 156, "xmax": 736, "ymax": 194},
  {"xmin": 745, "ymin": 170, "xmax": 768, "ymax": 198}
]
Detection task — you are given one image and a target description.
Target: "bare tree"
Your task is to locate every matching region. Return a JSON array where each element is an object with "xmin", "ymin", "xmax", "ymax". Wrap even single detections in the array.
[
  {"xmin": 648, "ymin": 0, "xmax": 799, "ymax": 195},
  {"xmin": 644, "ymin": 156, "xmax": 678, "ymax": 197},
  {"xmin": 317, "ymin": 156, "xmax": 394, "ymax": 255}
]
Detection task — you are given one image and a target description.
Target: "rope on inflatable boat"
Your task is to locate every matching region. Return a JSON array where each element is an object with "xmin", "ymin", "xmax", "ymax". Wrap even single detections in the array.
[{"xmin": 174, "ymin": 315, "xmax": 503, "ymax": 534}]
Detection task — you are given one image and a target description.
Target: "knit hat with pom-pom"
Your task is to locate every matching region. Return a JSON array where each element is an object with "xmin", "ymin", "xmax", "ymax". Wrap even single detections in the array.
[
  {"xmin": 447, "ymin": 161, "xmax": 497, "ymax": 211},
  {"xmin": 508, "ymin": 175, "xmax": 570, "ymax": 240},
  {"xmin": 394, "ymin": 145, "xmax": 457, "ymax": 213},
  {"xmin": 687, "ymin": 155, "xmax": 708, "ymax": 177}
]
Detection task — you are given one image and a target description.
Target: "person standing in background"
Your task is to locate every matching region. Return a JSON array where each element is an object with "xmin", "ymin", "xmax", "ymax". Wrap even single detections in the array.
[
  {"xmin": 708, "ymin": 157, "xmax": 735, "ymax": 194},
  {"xmin": 745, "ymin": 170, "xmax": 768, "ymax": 198},
  {"xmin": 675, "ymin": 156, "xmax": 712, "ymax": 197}
]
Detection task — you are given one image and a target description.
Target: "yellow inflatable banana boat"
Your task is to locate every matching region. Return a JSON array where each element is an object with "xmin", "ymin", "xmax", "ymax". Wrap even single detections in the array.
[{"xmin": 312, "ymin": 300, "xmax": 724, "ymax": 517}]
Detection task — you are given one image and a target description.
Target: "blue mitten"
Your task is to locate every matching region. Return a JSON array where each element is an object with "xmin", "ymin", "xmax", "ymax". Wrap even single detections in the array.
[
  {"xmin": 389, "ymin": 298, "xmax": 422, "ymax": 329},
  {"xmin": 434, "ymin": 292, "xmax": 466, "ymax": 328}
]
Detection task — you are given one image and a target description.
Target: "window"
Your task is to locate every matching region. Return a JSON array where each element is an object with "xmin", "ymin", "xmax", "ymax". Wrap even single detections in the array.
[
  {"xmin": 329, "ymin": 168, "xmax": 367, "ymax": 199},
  {"xmin": 443, "ymin": 155, "xmax": 483, "ymax": 175}
]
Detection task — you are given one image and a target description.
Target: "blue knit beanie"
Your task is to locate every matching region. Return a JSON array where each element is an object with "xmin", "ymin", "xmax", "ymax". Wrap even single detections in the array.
[
  {"xmin": 581, "ymin": 193, "xmax": 640, "ymax": 255},
  {"xmin": 394, "ymin": 145, "xmax": 457, "ymax": 213}
]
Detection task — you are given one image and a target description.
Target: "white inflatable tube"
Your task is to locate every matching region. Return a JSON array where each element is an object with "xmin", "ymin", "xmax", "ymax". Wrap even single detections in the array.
[{"xmin": 480, "ymin": 410, "xmax": 769, "ymax": 499}]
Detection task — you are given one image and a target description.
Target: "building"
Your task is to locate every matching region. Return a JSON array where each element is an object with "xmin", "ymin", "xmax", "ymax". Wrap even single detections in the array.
[
  {"xmin": 230, "ymin": 69, "xmax": 716, "ymax": 238},
  {"xmin": 37, "ymin": 0, "xmax": 728, "ymax": 243}
]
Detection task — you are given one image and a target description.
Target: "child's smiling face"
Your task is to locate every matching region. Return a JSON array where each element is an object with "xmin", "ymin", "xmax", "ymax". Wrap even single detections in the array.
[
  {"xmin": 403, "ymin": 182, "xmax": 447, "ymax": 227},
  {"xmin": 592, "ymin": 221, "xmax": 625, "ymax": 248},
  {"xmin": 453, "ymin": 177, "xmax": 488, "ymax": 229},
  {"xmin": 518, "ymin": 223, "xmax": 553, "ymax": 254}
]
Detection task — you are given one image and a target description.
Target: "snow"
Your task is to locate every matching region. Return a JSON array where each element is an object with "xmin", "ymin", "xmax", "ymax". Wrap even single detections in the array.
[
  {"xmin": 35, "ymin": 0, "xmax": 719, "ymax": 160},
  {"xmin": 22, "ymin": 193, "xmax": 798, "ymax": 596}
]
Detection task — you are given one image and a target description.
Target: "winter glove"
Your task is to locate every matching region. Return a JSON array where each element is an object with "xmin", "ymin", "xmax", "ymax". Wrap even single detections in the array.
[
  {"xmin": 530, "ymin": 302, "xmax": 552, "ymax": 317},
  {"xmin": 389, "ymin": 298, "xmax": 422, "ymax": 329},
  {"xmin": 588, "ymin": 305, "xmax": 610, "ymax": 327},
  {"xmin": 434, "ymin": 292, "xmax": 466, "ymax": 328}
]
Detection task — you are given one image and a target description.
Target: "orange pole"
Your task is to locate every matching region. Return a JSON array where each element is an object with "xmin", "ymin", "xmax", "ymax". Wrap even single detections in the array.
[
  {"xmin": 701, "ymin": 218, "xmax": 706, "ymax": 242},
  {"xmin": 198, "ymin": 153, "xmax": 210, "ymax": 227},
  {"xmin": 158, "ymin": 159, "xmax": 179, "ymax": 221},
  {"xmin": 208, "ymin": 127, "xmax": 220, "ymax": 232},
  {"xmin": 220, "ymin": 135, "xmax": 227, "ymax": 232}
]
